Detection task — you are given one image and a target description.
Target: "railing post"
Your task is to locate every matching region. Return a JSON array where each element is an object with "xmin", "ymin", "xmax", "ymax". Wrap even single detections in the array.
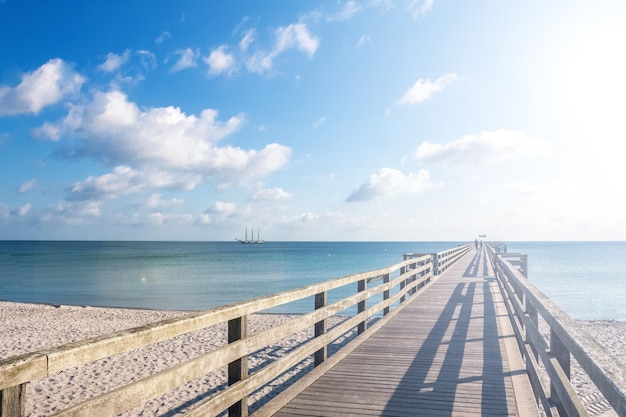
[
  {"xmin": 550, "ymin": 329, "xmax": 571, "ymax": 416},
  {"xmin": 357, "ymin": 279, "xmax": 366, "ymax": 335},
  {"xmin": 228, "ymin": 316, "xmax": 248, "ymax": 417},
  {"xmin": 314, "ymin": 291, "xmax": 328, "ymax": 367},
  {"xmin": 383, "ymin": 273, "xmax": 390, "ymax": 316},
  {"xmin": 521, "ymin": 254, "xmax": 528, "ymax": 277},
  {"xmin": 431, "ymin": 253, "xmax": 439, "ymax": 275},
  {"xmin": 1, "ymin": 385, "xmax": 26, "ymax": 417},
  {"xmin": 399, "ymin": 266, "xmax": 406, "ymax": 303}
]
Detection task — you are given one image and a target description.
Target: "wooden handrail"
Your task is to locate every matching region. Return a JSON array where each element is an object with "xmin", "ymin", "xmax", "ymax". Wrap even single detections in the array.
[
  {"xmin": 1, "ymin": 244, "xmax": 472, "ymax": 417},
  {"xmin": 486, "ymin": 243, "xmax": 626, "ymax": 417}
]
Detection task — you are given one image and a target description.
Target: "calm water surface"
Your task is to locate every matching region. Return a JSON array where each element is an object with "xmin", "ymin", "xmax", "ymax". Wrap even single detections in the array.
[{"xmin": 1, "ymin": 241, "xmax": 625, "ymax": 319}]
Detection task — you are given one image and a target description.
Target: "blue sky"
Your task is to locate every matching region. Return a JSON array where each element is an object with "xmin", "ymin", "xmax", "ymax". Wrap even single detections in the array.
[{"xmin": 1, "ymin": 0, "xmax": 625, "ymax": 241}]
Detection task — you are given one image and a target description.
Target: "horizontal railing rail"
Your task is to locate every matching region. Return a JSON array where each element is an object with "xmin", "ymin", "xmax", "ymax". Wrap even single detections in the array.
[
  {"xmin": 404, "ymin": 243, "xmax": 473, "ymax": 276},
  {"xmin": 1, "ymin": 243, "xmax": 471, "ymax": 417},
  {"xmin": 486, "ymin": 244, "xmax": 626, "ymax": 417}
]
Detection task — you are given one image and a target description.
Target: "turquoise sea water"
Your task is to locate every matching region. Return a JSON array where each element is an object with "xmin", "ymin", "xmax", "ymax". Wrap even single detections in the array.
[{"xmin": 1, "ymin": 241, "xmax": 625, "ymax": 320}]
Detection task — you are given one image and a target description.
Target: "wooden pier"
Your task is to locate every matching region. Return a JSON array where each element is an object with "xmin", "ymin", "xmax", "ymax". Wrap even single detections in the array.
[
  {"xmin": 2, "ymin": 243, "xmax": 626, "ymax": 417},
  {"xmin": 259, "ymin": 247, "xmax": 537, "ymax": 416}
]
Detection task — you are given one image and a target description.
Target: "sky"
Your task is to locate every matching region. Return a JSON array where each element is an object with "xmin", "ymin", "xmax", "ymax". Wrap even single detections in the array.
[{"xmin": 1, "ymin": 0, "xmax": 625, "ymax": 241}]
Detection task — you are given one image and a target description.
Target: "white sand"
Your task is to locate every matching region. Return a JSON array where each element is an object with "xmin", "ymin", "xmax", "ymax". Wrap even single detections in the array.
[
  {"xmin": 0, "ymin": 302, "xmax": 354, "ymax": 416},
  {"xmin": 1, "ymin": 301, "xmax": 625, "ymax": 416}
]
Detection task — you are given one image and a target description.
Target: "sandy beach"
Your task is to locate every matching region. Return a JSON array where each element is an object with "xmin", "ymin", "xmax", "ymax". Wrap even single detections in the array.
[{"xmin": 1, "ymin": 301, "xmax": 625, "ymax": 416}]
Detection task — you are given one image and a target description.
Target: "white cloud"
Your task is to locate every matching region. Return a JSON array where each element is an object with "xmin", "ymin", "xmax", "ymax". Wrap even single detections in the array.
[
  {"xmin": 397, "ymin": 73, "xmax": 457, "ymax": 105},
  {"xmin": 357, "ymin": 35, "xmax": 372, "ymax": 48},
  {"xmin": 208, "ymin": 201, "xmax": 236, "ymax": 216},
  {"xmin": 19, "ymin": 179, "xmax": 38, "ymax": 193},
  {"xmin": 68, "ymin": 166, "xmax": 202, "ymax": 201},
  {"xmin": 346, "ymin": 168, "xmax": 436, "ymax": 202},
  {"xmin": 199, "ymin": 201, "xmax": 237, "ymax": 224},
  {"xmin": 204, "ymin": 45, "xmax": 236, "ymax": 76},
  {"xmin": 145, "ymin": 193, "xmax": 184, "ymax": 209},
  {"xmin": 147, "ymin": 212, "xmax": 192, "ymax": 225},
  {"xmin": 137, "ymin": 50, "xmax": 157, "ymax": 70},
  {"xmin": 43, "ymin": 200, "xmax": 102, "ymax": 224},
  {"xmin": 69, "ymin": 166, "xmax": 145, "ymax": 201},
  {"xmin": 246, "ymin": 23, "xmax": 319, "ymax": 74},
  {"xmin": 98, "ymin": 50, "xmax": 131, "ymax": 72},
  {"xmin": 328, "ymin": 1, "xmax": 361, "ymax": 22},
  {"xmin": 414, "ymin": 130, "xmax": 551, "ymax": 166},
  {"xmin": 239, "ymin": 29, "xmax": 256, "ymax": 52},
  {"xmin": 313, "ymin": 116, "xmax": 329, "ymax": 129},
  {"xmin": 252, "ymin": 188, "xmax": 293, "ymax": 201},
  {"xmin": 0, "ymin": 58, "xmax": 85, "ymax": 115},
  {"xmin": 36, "ymin": 90, "xmax": 291, "ymax": 183},
  {"xmin": 406, "ymin": 0, "xmax": 435, "ymax": 18},
  {"xmin": 171, "ymin": 48, "xmax": 200, "ymax": 72},
  {"xmin": 155, "ymin": 31, "xmax": 171, "ymax": 44},
  {"xmin": 18, "ymin": 203, "xmax": 32, "ymax": 217}
]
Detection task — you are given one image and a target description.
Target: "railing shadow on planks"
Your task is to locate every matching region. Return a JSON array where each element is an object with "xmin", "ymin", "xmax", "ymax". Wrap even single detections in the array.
[
  {"xmin": 486, "ymin": 243, "xmax": 626, "ymax": 417},
  {"xmin": 0, "ymin": 244, "xmax": 472, "ymax": 417}
]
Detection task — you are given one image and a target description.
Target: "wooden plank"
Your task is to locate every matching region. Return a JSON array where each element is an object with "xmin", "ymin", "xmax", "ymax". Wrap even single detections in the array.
[{"xmin": 267, "ymin": 247, "xmax": 531, "ymax": 417}]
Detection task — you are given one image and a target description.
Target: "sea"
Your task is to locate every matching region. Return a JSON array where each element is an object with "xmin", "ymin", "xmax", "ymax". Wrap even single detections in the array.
[{"xmin": 1, "ymin": 241, "xmax": 625, "ymax": 320}]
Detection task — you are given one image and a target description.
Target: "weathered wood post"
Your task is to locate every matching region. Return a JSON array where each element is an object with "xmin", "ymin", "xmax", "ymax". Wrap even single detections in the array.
[
  {"xmin": 357, "ymin": 279, "xmax": 366, "ymax": 335},
  {"xmin": 399, "ymin": 266, "xmax": 406, "ymax": 303},
  {"xmin": 550, "ymin": 329, "xmax": 570, "ymax": 416},
  {"xmin": 228, "ymin": 316, "xmax": 248, "ymax": 417},
  {"xmin": 314, "ymin": 291, "xmax": 328, "ymax": 367},
  {"xmin": 383, "ymin": 273, "xmax": 390, "ymax": 316},
  {"xmin": 520, "ymin": 254, "xmax": 528, "ymax": 277},
  {"xmin": 432, "ymin": 253, "xmax": 439, "ymax": 276},
  {"xmin": 1, "ymin": 385, "xmax": 26, "ymax": 417}
]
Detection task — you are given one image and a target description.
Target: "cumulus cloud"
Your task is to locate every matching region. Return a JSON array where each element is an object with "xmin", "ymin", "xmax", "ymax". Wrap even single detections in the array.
[
  {"xmin": 0, "ymin": 58, "xmax": 85, "ymax": 115},
  {"xmin": 414, "ymin": 130, "xmax": 551, "ymax": 166},
  {"xmin": 328, "ymin": 1, "xmax": 361, "ymax": 22},
  {"xmin": 208, "ymin": 201, "xmax": 236, "ymax": 216},
  {"xmin": 251, "ymin": 188, "xmax": 293, "ymax": 201},
  {"xmin": 68, "ymin": 166, "xmax": 145, "ymax": 201},
  {"xmin": 199, "ymin": 201, "xmax": 237, "ymax": 224},
  {"xmin": 147, "ymin": 212, "xmax": 192, "ymax": 225},
  {"xmin": 346, "ymin": 168, "xmax": 435, "ymax": 202},
  {"xmin": 246, "ymin": 23, "xmax": 319, "ymax": 74},
  {"xmin": 68, "ymin": 166, "xmax": 201, "ymax": 201},
  {"xmin": 145, "ymin": 193, "xmax": 184, "ymax": 209},
  {"xmin": 98, "ymin": 50, "xmax": 131, "ymax": 72},
  {"xmin": 36, "ymin": 90, "xmax": 290, "ymax": 183},
  {"xmin": 204, "ymin": 45, "xmax": 236, "ymax": 76},
  {"xmin": 397, "ymin": 73, "xmax": 457, "ymax": 105},
  {"xmin": 171, "ymin": 48, "xmax": 200, "ymax": 72}
]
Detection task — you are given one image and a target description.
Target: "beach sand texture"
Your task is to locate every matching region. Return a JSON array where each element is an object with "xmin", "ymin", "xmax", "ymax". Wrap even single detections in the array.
[{"xmin": 1, "ymin": 301, "xmax": 625, "ymax": 416}]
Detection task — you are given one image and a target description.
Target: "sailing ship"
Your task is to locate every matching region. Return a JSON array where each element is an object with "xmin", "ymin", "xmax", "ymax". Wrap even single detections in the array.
[{"xmin": 235, "ymin": 228, "xmax": 265, "ymax": 244}]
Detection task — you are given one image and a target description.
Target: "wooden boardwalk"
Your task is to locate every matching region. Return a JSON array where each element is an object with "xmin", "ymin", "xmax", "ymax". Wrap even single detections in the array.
[{"xmin": 268, "ymin": 247, "xmax": 537, "ymax": 417}]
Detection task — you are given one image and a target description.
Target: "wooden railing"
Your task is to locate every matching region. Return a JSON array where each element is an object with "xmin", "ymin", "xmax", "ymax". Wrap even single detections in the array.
[
  {"xmin": 0, "ymin": 243, "xmax": 472, "ymax": 417},
  {"xmin": 486, "ymin": 244, "xmax": 626, "ymax": 417}
]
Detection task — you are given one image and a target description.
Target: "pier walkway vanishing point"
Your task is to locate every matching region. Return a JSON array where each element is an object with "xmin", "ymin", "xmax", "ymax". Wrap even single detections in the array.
[{"xmin": 259, "ymin": 246, "xmax": 538, "ymax": 417}]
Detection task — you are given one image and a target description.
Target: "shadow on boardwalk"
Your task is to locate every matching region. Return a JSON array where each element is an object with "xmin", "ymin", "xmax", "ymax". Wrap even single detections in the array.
[
  {"xmin": 273, "ymin": 249, "xmax": 522, "ymax": 417},
  {"xmin": 380, "ymin": 249, "xmax": 511, "ymax": 416}
]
